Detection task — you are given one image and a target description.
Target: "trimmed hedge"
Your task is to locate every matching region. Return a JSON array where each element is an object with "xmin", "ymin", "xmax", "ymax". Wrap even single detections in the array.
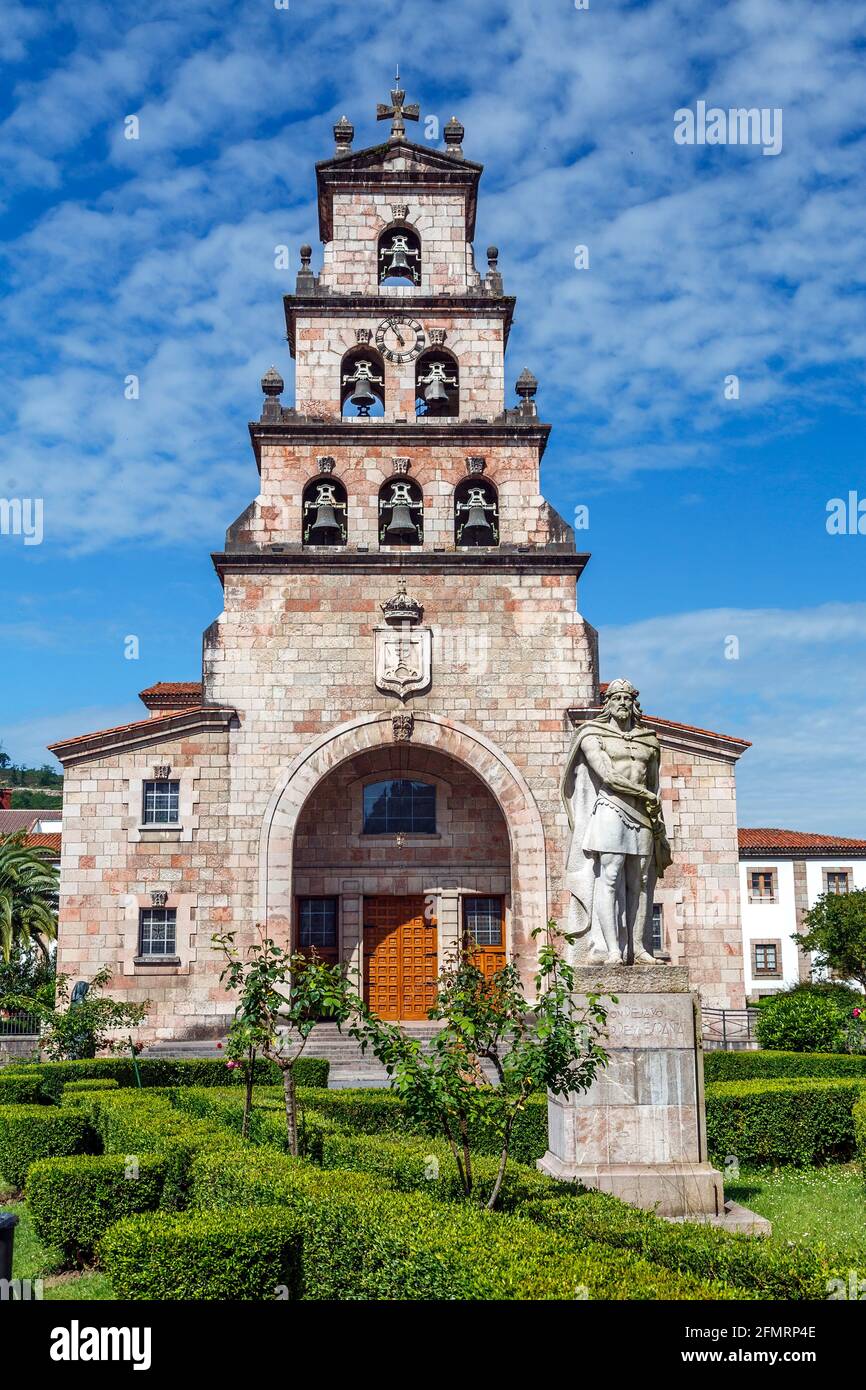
[
  {"xmin": 0, "ymin": 1104, "xmax": 97, "ymax": 1189},
  {"xmin": 706, "ymin": 1077, "xmax": 866, "ymax": 1166},
  {"xmin": 855, "ymin": 1098, "xmax": 866, "ymax": 1182},
  {"xmin": 28, "ymin": 1153, "xmax": 168, "ymax": 1264},
  {"xmin": 704, "ymin": 1051, "xmax": 866, "ymax": 1083},
  {"xmin": 76, "ymin": 1089, "xmax": 243, "ymax": 1206},
  {"xmin": 0, "ymin": 1071, "xmax": 50, "ymax": 1105},
  {"xmin": 186, "ymin": 1149, "xmax": 739, "ymax": 1300},
  {"xmin": 5, "ymin": 1056, "xmax": 329, "ymax": 1100},
  {"xmin": 101, "ymin": 1207, "xmax": 305, "ymax": 1300},
  {"xmin": 522, "ymin": 1191, "xmax": 838, "ymax": 1300},
  {"xmin": 62, "ymin": 1078, "xmax": 121, "ymax": 1095}
]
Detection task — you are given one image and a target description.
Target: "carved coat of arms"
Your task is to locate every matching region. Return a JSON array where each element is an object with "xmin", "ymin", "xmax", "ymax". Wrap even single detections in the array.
[{"xmin": 374, "ymin": 582, "xmax": 431, "ymax": 700}]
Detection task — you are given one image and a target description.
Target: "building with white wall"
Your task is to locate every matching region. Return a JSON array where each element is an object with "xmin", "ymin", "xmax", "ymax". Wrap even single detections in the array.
[{"xmin": 739, "ymin": 828, "xmax": 866, "ymax": 1000}]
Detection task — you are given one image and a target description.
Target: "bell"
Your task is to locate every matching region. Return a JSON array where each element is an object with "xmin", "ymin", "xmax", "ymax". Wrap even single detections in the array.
[
  {"xmin": 424, "ymin": 376, "xmax": 449, "ymax": 406},
  {"xmin": 386, "ymin": 245, "xmax": 410, "ymax": 273},
  {"xmin": 349, "ymin": 378, "xmax": 377, "ymax": 413},
  {"xmin": 460, "ymin": 505, "xmax": 495, "ymax": 544},
  {"xmin": 308, "ymin": 503, "xmax": 342, "ymax": 543},
  {"xmin": 383, "ymin": 504, "xmax": 418, "ymax": 543}
]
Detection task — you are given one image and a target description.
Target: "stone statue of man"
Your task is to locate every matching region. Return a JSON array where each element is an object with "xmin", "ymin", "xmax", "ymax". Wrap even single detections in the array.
[{"xmin": 560, "ymin": 678, "xmax": 672, "ymax": 966}]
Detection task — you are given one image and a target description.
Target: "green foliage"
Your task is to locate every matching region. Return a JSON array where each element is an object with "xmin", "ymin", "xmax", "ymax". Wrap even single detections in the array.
[
  {"xmin": 0, "ymin": 831, "xmax": 58, "ymax": 962},
  {"xmin": 1, "ymin": 966, "xmax": 149, "ymax": 1060},
  {"xmin": 27, "ymin": 1153, "xmax": 168, "ymax": 1265},
  {"xmin": 0, "ymin": 948, "xmax": 55, "ymax": 1006},
  {"xmin": 4, "ymin": 1055, "xmax": 328, "ymax": 1101},
  {"xmin": 351, "ymin": 920, "xmax": 608, "ymax": 1207},
  {"xmin": 186, "ymin": 1149, "xmax": 735, "ymax": 1300},
  {"xmin": 706, "ymin": 1077, "xmax": 866, "ymax": 1166},
  {"xmin": 0, "ymin": 1104, "xmax": 97, "ymax": 1189},
  {"xmin": 855, "ymin": 1099, "xmax": 866, "ymax": 1183},
  {"xmin": 214, "ymin": 925, "xmax": 358, "ymax": 1155},
  {"xmin": 521, "ymin": 1190, "xmax": 837, "ymax": 1300},
  {"xmin": 755, "ymin": 983, "xmax": 864, "ymax": 1052},
  {"xmin": 0, "ymin": 756, "xmax": 62, "ymax": 789},
  {"xmin": 796, "ymin": 889, "xmax": 866, "ymax": 993},
  {"xmin": 0, "ymin": 1070, "xmax": 50, "ymax": 1104},
  {"xmin": 100, "ymin": 1207, "xmax": 304, "ymax": 1300},
  {"xmin": 704, "ymin": 1050, "xmax": 866, "ymax": 1082},
  {"xmin": 62, "ymin": 1078, "xmax": 120, "ymax": 1095}
]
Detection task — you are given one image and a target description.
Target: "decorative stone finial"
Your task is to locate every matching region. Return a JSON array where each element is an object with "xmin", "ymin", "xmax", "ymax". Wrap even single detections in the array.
[
  {"xmin": 296, "ymin": 245, "xmax": 316, "ymax": 295},
  {"xmin": 485, "ymin": 246, "xmax": 503, "ymax": 294},
  {"xmin": 380, "ymin": 580, "xmax": 423, "ymax": 626},
  {"xmin": 444, "ymin": 115, "xmax": 465, "ymax": 156},
  {"xmin": 516, "ymin": 368, "xmax": 538, "ymax": 414},
  {"xmin": 261, "ymin": 366, "xmax": 284, "ymax": 398},
  {"xmin": 376, "ymin": 68, "xmax": 420, "ymax": 140},
  {"xmin": 333, "ymin": 115, "xmax": 354, "ymax": 153}
]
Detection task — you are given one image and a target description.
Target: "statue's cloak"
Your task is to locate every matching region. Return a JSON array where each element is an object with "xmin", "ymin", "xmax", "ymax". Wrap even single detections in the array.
[{"xmin": 560, "ymin": 719, "xmax": 662, "ymax": 957}]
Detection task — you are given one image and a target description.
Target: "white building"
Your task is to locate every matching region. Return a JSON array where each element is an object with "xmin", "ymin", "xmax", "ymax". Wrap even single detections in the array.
[{"xmin": 738, "ymin": 828, "xmax": 866, "ymax": 1000}]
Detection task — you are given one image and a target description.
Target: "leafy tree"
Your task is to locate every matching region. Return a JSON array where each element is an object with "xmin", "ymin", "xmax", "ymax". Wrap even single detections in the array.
[
  {"xmin": 352, "ymin": 920, "xmax": 610, "ymax": 1210},
  {"xmin": 0, "ymin": 966, "xmax": 149, "ymax": 1059},
  {"xmin": 214, "ymin": 926, "xmax": 359, "ymax": 1155},
  {"xmin": 795, "ymin": 889, "xmax": 866, "ymax": 993},
  {"xmin": 755, "ymin": 982, "xmax": 863, "ymax": 1052},
  {"xmin": 0, "ymin": 948, "xmax": 55, "ymax": 1007},
  {"xmin": 0, "ymin": 831, "xmax": 59, "ymax": 962}
]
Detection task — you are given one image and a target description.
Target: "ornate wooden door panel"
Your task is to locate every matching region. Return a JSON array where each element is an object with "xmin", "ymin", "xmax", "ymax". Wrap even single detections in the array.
[{"xmin": 364, "ymin": 895, "xmax": 437, "ymax": 1019}]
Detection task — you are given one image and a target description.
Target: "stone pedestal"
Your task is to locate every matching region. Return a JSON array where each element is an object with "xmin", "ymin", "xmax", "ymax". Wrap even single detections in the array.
[{"xmin": 539, "ymin": 967, "xmax": 745, "ymax": 1223}]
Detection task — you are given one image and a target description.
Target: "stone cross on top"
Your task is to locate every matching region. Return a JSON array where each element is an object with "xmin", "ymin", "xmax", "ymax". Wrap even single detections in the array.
[{"xmin": 376, "ymin": 67, "xmax": 420, "ymax": 140}]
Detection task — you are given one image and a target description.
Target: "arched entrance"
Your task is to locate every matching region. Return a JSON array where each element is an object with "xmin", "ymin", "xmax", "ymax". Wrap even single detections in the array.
[{"xmin": 258, "ymin": 714, "xmax": 548, "ymax": 1015}]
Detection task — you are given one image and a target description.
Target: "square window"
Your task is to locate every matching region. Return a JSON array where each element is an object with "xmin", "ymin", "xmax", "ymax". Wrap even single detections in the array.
[
  {"xmin": 753, "ymin": 942, "xmax": 780, "ymax": 976},
  {"xmin": 142, "ymin": 780, "xmax": 180, "ymax": 825},
  {"xmin": 139, "ymin": 908, "xmax": 177, "ymax": 956},
  {"xmin": 463, "ymin": 897, "xmax": 503, "ymax": 947},
  {"xmin": 749, "ymin": 869, "xmax": 777, "ymax": 903},
  {"xmin": 825, "ymin": 871, "xmax": 850, "ymax": 895},
  {"xmin": 298, "ymin": 898, "xmax": 338, "ymax": 950}
]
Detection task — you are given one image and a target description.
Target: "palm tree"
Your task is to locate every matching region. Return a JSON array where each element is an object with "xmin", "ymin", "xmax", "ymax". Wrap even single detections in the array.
[{"xmin": 0, "ymin": 832, "xmax": 59, "ymax": 962}]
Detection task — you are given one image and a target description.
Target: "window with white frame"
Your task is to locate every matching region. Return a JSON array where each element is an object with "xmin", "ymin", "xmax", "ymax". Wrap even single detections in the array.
[{"xmin": 142, "ymin": 780, "xmax": 180, "ymax": 825}]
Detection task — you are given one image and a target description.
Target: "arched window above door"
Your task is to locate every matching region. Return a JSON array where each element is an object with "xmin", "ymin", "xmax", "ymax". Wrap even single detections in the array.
[{"xmin": 362, "ymin": 779, "xmax": 436, "ymax": 834}]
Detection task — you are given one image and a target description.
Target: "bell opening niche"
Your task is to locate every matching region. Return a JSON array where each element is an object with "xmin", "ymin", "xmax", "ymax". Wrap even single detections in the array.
[
  {"xmin": 378, "ymin": 223, "xmax": 422, "ymax": 287},
  {"xmin": 455, "ymin": 477, "xmax": 499, "ymax": 547},
  {"xmin": 379, "ymin": 476, "xmax": 424, "ymax": 547},
  {"xmin": 341, "ymin": 347, "xmax": 385, "ymax": 418},
  {"xmin": 415, "ymin": 349, "xmax": 459, "ymax": 418},
  {"xmin": 303, "ymin": 476, "xmax": 348, "ymax": 547}
]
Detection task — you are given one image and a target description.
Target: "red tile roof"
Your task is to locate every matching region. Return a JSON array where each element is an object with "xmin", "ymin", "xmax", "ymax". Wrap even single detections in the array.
[
  {"xmin": 139, "ymin": 681, "xmax": 203, "ymax": 711},
  {"xmin": 739, "ymin": 828, "xmax": 866, "ymax": 856},
  {"xmin": 24, "ymin": 832, "xmax": 61, "ymax": 854},
  {"xmin": 0, "ymin": 809, "xmax": 49, "ymax": 834},
  {"xmin": 49, "ymin": 705, "xmax": 236, "ymax": 759}
]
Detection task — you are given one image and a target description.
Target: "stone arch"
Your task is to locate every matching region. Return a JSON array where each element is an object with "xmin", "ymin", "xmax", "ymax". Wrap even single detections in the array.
[{"xmin": 257, "ymin": 712, "xmax": 548, "ymax": 972}]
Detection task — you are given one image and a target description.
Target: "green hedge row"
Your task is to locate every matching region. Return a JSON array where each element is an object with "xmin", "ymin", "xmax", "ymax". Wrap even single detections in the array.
[
  {"xmin": 0, "ymin": 1104, "xmax": 98, "ymax": 1189},
  {"xmin": 145, "ymin": 1148, "xmax": 736, "ymax": 1301},
  {"xmin": 63, "ymin": 1078, "xmax": 120, "ymax": 1095},
  {"xmin": 705, "ymin": 1077, "xmax": 866, "ymax": 1166},
  {"xmin": 521, "ymin": 1191, "xmax": 837, "ymax": 1300},
  {"xmin": 0, "ymin": 1071, "xmax": 50, "ymax": 1105},
  {"xmin": 28, "ymin": 1153, "xmax": 169, "ymax": 1263},
  {"xmin": 2, "ymin": 1056, "xmax": 328, "ymax": 1100},
  {"xmin": 704, "ymin": 1051, "xmax": 866, "ymax": 1082},
  {"xmin": 855, "ymin": 1098, "xmax": 866, "ymax": 1182}
]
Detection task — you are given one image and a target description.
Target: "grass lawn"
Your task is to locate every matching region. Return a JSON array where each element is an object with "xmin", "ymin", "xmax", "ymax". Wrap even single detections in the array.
[
  {"xmin": 727, "ymin": 1162, "xmax": 866, "ymax": 1261},
  {"xmin": 2, "ymin": 1177, "xmax": 113, "ymax": 1301}
]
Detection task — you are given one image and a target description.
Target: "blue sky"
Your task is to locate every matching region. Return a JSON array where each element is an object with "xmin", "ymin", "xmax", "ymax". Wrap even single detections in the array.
[{"xmin": 1, "ymin": 0, "xmax": 865, "ymax": 833}]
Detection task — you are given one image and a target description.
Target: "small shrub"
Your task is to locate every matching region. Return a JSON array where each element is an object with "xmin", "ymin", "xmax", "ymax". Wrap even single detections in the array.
[
  {"xmin": 28, "ymin": 1153, "xmax": 168, "ymax": 1265},
  {"xmin": 11, "ymin": 1055, "xmax": 329, "ymax": 1101},
  {"xmin": 705, "ymin": 1077, "xmax": 866, "ymax": 1166},
  {"xmin": 855, "ymin": 1098, "xmax": 866, "ymax": 1183},
  {"xmin": 755, "ymin": 984, "xmax": 863, "ymax": 1052},
  {"xmin": 704, "ymin": 1051, "xmax": 866, "ymax": 1082},
  {"xmin": 0, "ymin": 1104, "xmax": 97, "ymax": 1189},
  {"xmin": 100, "ymin": 1207, "xmax": 304, "ymax": 1300},
  {"xmin": 62, "ymin": 1078, "xmax": 121, "ymax": 1095}
]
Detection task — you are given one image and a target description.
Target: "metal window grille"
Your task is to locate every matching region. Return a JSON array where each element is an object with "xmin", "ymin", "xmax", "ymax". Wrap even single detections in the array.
[
  {"xmin": 298, "ymin": 898, "xmax": 338, "ymax": 949},
  {"xmin": 139, "ymin": 908, "xmax": 177, "ymax": 956},
  {"xmin": 362, "ymin": 779, "xmax": 436, "ymax": 834},
  {"xmin": 142, "ymin": 780, "xmax": 180, "ymax": 825},
  {"xmin": 651, "ymin": 903, "xmax": 664, "ymax": 954}
]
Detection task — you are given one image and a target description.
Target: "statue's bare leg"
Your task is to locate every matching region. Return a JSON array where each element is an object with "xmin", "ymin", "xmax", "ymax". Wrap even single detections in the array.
[
  {"xmin": 623, "ymin": 853, "xmax": 655, "ymax": 964},
  {"xmin": 589, "ymin": 852, "xmax": 624, "ymax": 965}
]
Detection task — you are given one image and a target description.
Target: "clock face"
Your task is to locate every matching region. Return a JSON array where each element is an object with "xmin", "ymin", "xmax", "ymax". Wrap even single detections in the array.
[{"xmin": 375, "ymin": 316, "xmax": 426, "ymax": 364}]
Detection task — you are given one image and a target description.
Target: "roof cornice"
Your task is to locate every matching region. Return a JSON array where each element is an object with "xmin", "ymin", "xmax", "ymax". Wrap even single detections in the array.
[
  {"xmin": 213, "ymin": 548, "xmax": 588, "ymax": 583},
  {"xmin": 315, "ymin": 138, "xmax": 483, "ymax": 241},
  {"xmin": 283, "ymin": 293, "xmax": 516, "ymax": 356},
  {"xmin": 49, "ymin": 707, "xmax": 237, "ymax": 765},
  {"xmin": 247, "ymin": 415, "xmax": 550, "ymax": 469}
]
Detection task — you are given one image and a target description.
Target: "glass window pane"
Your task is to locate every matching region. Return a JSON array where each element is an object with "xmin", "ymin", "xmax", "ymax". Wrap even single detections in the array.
[
  {"xmin": 143, "ymin": 781, "xmax": 180, "ymax": 825},
  {"xmin": 362, "ymin": 780, "xmax": 435, "ymax": 834},
  {"xmin": 299, "ymin": 898, "xmax": 337, "ymax": 949},
  {"xmin": 464, "ymin": 897, "xmax": 502, "ymax": 947},
  {"xmin": 139, "ymin": 908, "xmax": 177, "ymax": 955},
  {"xmin": 651, "ymin": 904, "xmax": 663, "ymax": 953}
]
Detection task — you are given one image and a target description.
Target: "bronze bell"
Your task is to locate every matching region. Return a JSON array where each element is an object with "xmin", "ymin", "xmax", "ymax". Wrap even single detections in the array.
[
  {"xmin": 383, "ymin": 504, "xmax": 418, "ymax": 543},
  {"xmin": 308, "ymin": 502, "xmax": 341, "ymax": 541},
  {"xmin": 461, "ymin": 505, "xmax": 495, "ymax": 543},
  {"xmin": 385, "ymin": 242, "xmax": 410, "ymax": 273},
  {"xmin": 424, "ymin": 375, "xmax": 449, "ymax": 406},
  {"xmin": 349, "ymin": 378, "xmax": 377, "ymax": 413}
]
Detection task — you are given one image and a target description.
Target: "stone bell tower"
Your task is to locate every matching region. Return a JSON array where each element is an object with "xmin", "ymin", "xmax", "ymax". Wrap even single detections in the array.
[{"xmin": 203, "ymin": 77, "xmax": 598, "ymax": 1009}]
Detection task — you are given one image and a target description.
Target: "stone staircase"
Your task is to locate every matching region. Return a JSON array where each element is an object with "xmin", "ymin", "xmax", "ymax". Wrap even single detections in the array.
[{"xmin": 144, "ymin": 1022, "xmax": 490, "ymax": 1089}]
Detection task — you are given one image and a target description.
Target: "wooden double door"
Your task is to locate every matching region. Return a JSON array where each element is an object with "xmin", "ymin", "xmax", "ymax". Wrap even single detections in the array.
[{"xmin": 363, "ymin": 895, "xmax": 438, "ymax": 1020}]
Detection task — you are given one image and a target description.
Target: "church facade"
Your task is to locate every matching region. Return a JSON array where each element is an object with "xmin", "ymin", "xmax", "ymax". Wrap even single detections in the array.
[{"xmin": 50, "ymin": 86, "xmax": 748, "ymax": 1041}]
